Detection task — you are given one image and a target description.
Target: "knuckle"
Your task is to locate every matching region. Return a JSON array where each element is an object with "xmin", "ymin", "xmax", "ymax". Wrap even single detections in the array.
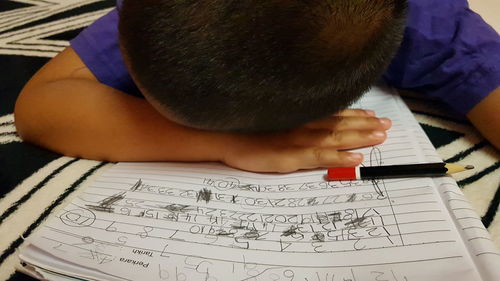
[
  {"xmin": 330, "ymin": 131, "xmax": 344, "ymax": 144},
  {"xmin": 370, "ymin": 117, "xmax": 382, "ymax": 126},
  {"xmin": 334, "ymin": 116, "xmax": 344, "ymax": 123},
  {"xmin": 339, "ymin": 118, "xmax": 353, "ymax": 128},
  {"xmin": 313, "ymin": 131, "xmax": 331, "ymax": 146},
  {"xmin": 312, "ymin": 147, "xmax": 325, "ymax": 163}
]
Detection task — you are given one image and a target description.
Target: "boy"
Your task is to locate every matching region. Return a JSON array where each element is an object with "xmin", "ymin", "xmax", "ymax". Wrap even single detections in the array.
[{"xmin": 14, "ymin": 0, "xmax": 500, "ymax": 173}]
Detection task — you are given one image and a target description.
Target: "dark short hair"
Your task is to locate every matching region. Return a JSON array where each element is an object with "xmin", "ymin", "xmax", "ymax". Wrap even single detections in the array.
[{"xmin": 119, "ymin": 0, "xmax": 407, "ymax": 132}]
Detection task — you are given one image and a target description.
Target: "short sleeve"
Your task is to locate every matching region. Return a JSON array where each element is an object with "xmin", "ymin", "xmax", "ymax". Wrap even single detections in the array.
[
  {"xmin": 384, "ymin": 0, "xmax": 500, "ymax": 115},
  {"xmin": 69, "ymin": 1, "xmax": 142, "ymax": 97}
]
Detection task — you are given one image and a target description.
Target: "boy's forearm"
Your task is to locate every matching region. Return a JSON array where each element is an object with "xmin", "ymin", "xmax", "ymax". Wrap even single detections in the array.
[
  {"xmin": 467, "ymin": 87, "xmax": 500, "ymax": 150},
  {"xmin": 15, "ymin": 79, "xmax": 232, "ymax": 162}
]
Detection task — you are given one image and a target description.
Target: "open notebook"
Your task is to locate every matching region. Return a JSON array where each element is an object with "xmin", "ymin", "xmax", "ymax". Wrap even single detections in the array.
[{"xmin": 18, "ymin": 86, "xmax": 500, "ymax": 281}]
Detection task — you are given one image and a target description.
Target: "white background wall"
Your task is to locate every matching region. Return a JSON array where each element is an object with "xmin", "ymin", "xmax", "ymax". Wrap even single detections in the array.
[{"xmin": 469, "ymin": 0, "xmax": 500, "ymax": 32}]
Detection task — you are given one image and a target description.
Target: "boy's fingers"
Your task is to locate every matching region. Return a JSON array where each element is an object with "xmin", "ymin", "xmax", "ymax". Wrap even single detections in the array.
[
  {"xmin": 305, "ymin": 116, "xmax": 391, "ymax": 131},
  {"xmin": 327, "ymin": 130, "xmax": 387, "ymax": 149},
  {"xmin": 336, "ymin": 117, "xmax": 391, "ymax": 131},
  {"xmin": 268, "ymin": 149, "xmax": 363, "ymax": 173},
  {"xmin": 296, "ymin": 149, "xmax": 364, "ymax": 171},
  {"xmin": 335, "ymin": 109, "xmax": 375, "ymax": 117},
  {"xmin": 288, "ymin": 129, "xmax": 387, "ymax": 149}
]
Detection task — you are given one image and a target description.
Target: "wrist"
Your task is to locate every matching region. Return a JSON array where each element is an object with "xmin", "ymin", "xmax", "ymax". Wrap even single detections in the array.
[
  {"xmin": 191, "ymin": 131, "xmax": 238, "ymax": 163},
  {"xmin": 211, "ymin": 132, "xmax": 253, "ymax": 166},
  {"xmin": 157, "ymin": 123, "xmax": 244, "ymax": 163}
]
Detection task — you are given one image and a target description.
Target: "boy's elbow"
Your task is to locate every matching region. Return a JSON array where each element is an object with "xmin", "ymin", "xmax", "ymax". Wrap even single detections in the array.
[
  {"xmin": 14, "ymin": 87, "xmax": 43, "ymax": 143},
  {"xmin": 14, "ymin": 86, "xmax": 82, "ymax": 158}
]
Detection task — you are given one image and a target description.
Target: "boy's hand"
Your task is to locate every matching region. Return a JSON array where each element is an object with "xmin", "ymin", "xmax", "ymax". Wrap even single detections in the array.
[{"xmin": 223, "ymin": 109, "xmax": 391, "ymax": 173}]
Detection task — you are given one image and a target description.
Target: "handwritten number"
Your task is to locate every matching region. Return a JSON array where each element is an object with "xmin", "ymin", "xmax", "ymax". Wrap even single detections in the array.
[
  {"xmin": 52, "ymin": 243, "xmax": 66, "ymax": 252},
  {"xmin": 106, "ymin": 221, "xmax": 117, "ymax": 232},
  {"xmin": 311, "ymin": 242, "xmax": 325, "ymax": 253},
  {"xmin": 280, "ymin": 239, "xmax": 292, "ymax": 252},
  {"xmin": 232, "ymin": 237, "xmax": 250, "ymax": 249},
  {"xmin": 138, "ymin": 226, "xmax": 153, "ymax": 238},
  {"xmin": 353, "ymin": 239, "xmax": 366, "ymax": 250},
  {"xmin": 161, "ymin": 243, "xmax": 170, "ymax": 258},
  {"xmin": 116, "ymin": 236, "xmax": 128, "ymax": 245},
  {"xmin": 371, "ymin": 271, "xmax": 389, "ymax": 281},
  {"xmin": 283, "ymin": 269, "xmax": 295, "ymax": 280}
]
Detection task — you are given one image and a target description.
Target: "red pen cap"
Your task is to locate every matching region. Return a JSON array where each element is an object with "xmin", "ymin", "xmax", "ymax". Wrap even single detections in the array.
[{"xmin": 327, "ymin": 167, "xmax": 357, "ymax": 181}]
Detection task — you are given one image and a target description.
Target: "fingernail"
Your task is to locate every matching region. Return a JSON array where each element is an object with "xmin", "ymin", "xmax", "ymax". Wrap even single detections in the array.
[
  {"xmin": 348, "ymin": 153, "xmax": 364, "ymax": 162},
  {"xmin": 365, "ymin": 110, "xmax": 376, "ymax": 116},
  {"xmin": 371, "ymin": 131, "xmax": 386, "ymax": 138},
  {"xmin": 379, "ymin": 118, "xmax": 392, "ymax": 127}
]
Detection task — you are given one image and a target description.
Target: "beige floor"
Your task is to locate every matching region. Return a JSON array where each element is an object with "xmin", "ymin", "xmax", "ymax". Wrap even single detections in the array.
[{"xmin": 469, "ymin": 0, "xmax": 500, "ymax": 32}]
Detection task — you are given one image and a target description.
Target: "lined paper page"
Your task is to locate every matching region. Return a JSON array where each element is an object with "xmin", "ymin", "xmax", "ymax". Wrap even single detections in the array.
[
  {"xmin": 20, "ymin": 87, "xmax": 493, "ymax": 281},
  {"xmin": 435, "ymin": 177, "xmax": 500, "ymax": 281},
  {"xmin": 394, "ymin": 91, "xmax": 500, "ymax": 280}
]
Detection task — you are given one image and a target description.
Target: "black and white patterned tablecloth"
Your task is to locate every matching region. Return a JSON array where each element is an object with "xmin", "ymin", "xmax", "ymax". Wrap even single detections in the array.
[{"xmin": 0, "ymin": 1, "xmax": 498, "ymax": 280}]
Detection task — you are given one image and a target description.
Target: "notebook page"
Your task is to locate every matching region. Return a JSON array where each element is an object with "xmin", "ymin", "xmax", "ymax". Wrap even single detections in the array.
[
  {"xmin": 20, "ymin": 88, "xmax": 486, "ymax": 281},
  {"xmin": 435, "ymin": 177, "xmax": 500, "ymax": 281},
  {"xmin": 381, "ymin": 86, "xmax": 443, "ymax": 164},
  {"xmin": 380, "ymin": 87, "xmax": 500, "ymax": 279},
  {"xmin": 399, "ymin": 102, "xmax": 500, "ymax": 280}
]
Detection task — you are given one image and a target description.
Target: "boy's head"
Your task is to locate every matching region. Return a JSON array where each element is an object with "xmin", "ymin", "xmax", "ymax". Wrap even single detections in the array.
[{"xmin": 119, "ymin": 0, "xmax": 407, "ymax": 132}]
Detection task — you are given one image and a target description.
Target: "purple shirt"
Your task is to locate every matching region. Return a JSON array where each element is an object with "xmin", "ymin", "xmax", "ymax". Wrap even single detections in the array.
[{"xmin": 71, "ymin": 0, "xmax": 500, "ymax": 115}]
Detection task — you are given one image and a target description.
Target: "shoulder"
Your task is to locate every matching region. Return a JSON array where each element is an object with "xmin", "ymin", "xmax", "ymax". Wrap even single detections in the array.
[{"xmin": 69, "ymin": 2, "xmax": 142, "ymax": 97}]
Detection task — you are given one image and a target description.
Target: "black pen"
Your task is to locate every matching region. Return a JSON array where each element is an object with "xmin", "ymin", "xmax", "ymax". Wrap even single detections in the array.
[{"xmin": 327, "ymin": 163, "xmax": 474, "ymax": 181}]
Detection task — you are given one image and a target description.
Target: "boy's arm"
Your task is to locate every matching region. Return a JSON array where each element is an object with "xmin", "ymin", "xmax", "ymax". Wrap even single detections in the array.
[
  {"xmin": 15, "ymin": 47, "xmax": 391, "ymax": 173},
  {"xmin": 467, "ymin": 87, "xmax": 500, "ymax": 149},
  {"xmin": 384, "ymin": 0, "xmax": 500, "ymax": 149}
]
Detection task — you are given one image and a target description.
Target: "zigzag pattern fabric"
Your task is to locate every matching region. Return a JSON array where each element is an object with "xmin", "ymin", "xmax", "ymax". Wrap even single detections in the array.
[{"xmin": 0, "ymin": 1, "xmax": 498, "ymax": 280}]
